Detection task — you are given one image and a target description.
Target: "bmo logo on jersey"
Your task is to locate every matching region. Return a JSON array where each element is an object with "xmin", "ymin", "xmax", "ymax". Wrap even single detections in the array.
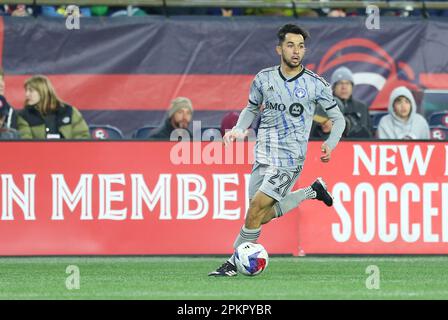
[
  {"xmin": 266, "ymin": 102, "xmax": 304, "ymax": 117},
  {"xmin": 266, "ymin": 102, "xmax": 286, "ymax": 111}
]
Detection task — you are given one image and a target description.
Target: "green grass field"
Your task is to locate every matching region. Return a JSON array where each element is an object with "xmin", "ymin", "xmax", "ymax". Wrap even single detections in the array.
[{"xmin": 0, "ymin": 256, "xmax": 447, "ymax": 299}]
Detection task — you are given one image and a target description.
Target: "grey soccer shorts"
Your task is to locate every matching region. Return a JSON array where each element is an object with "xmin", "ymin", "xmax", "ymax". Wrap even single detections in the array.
[{"xmin": 248, "ymin": 161, "xmax": 303, "ymax": 202}]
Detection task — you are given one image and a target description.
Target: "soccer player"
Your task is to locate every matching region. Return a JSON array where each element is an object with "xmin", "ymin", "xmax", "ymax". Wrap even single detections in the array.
[{"xmin": 208, "ymin": 24, "xmax": 346, "ymax": 277}]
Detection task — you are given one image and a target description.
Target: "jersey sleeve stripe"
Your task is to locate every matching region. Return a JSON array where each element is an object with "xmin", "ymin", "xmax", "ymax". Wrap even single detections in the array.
[
  {"xmin": 304, "ymin": 70, "xmax": 330, "ymax": 86},
  {"xmin": 248, "ymin": 99, "xmax": 258, "ymax": 106},
  {"xmin": 325, "ymin": 103, "xmax": 338, "ymax": 111}
]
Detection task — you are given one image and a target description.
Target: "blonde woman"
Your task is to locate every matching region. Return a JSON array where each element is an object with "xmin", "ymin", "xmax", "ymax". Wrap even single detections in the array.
[{"xmin": 17, "ymin": 75, "xmax": 90, "ymax": 139}]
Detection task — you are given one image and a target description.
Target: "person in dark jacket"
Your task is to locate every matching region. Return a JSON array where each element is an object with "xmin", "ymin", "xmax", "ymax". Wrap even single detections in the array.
[
  {"xmin": 331, "ymin": 66, "xmax": 372, "ymax": 138},
  {"xmin": 0, "ymin": 95, "xmax": 18, "ymax": 130},
  {"xmin": 148, "ymin": 97, "xmax": 193, "ymax": 141},
  {"xmin": 0, "ymin": 99, "xmax": 20, "ymax": 139},
  {"xmin": 311, "ymin": 104, "xmax": 350, "ymax": 140},
  {"xmin": 0, "ymin": 68, "xmax": 20, "ymax": 139},
  {"xmin": 310, "ymin": 106, "xmax": 333, "ymax": 140},
  {"xmin": 17, "ymin": 75, "xmax": 90, "ymax": 139}
]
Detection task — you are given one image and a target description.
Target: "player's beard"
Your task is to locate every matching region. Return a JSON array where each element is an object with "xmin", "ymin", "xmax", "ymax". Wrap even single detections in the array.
[
  {"xmin": 282, "ymin": 55, "xmax": 302, "ymax": 69},
  {"xmin": 175, "ymin": 120, "xmax": 190, "ymax": 129}
]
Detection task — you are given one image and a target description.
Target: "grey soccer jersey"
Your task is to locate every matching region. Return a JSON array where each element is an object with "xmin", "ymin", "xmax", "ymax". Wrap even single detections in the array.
[{"xmin": 234, "ymin": 65, "xmax": 346, "ymax": 169}]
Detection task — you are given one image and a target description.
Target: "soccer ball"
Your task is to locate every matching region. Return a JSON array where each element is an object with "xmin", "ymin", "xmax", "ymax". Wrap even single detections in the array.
[{"xmin": 234, "ymin": 242, "xmax": 269, "ymax": 276}]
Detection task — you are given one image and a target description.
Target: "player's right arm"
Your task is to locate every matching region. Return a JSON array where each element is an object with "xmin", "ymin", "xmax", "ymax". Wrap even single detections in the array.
[{"xmin": 224, "ymin": 74, "xmax": 263, "ymax": 146}]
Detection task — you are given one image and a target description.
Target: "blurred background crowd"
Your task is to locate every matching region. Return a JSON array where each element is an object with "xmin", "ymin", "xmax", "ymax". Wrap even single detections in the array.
[{"xmin": 2, "ymin": 0, "xmax": 448, "ymax": 18}]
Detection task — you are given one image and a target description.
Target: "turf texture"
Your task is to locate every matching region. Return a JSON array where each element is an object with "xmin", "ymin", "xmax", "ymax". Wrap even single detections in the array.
[{"xmin": 0, "ymin": 256, "xmax": 447, "ymax": 300}]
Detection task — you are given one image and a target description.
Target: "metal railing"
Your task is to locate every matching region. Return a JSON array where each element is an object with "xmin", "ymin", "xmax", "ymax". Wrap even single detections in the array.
[{"xmin": 1, "ymin": 1, "xmax": 448, "ymax": 9}]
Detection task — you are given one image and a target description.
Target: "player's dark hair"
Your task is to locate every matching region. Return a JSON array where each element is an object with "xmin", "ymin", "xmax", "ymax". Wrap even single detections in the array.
[{"xmin": 277, "ymin": 24, "xmax": 309, "ymax": 44}]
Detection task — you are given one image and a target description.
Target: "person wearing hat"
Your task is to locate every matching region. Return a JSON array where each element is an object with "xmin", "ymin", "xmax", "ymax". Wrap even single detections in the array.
[
  {"xmin": 331, "ymin": 66, "xmax": 372, "ymax": 138},
  {"xmin": 148, "ymin": 97, "xmax": 193, "ymax": 140}
]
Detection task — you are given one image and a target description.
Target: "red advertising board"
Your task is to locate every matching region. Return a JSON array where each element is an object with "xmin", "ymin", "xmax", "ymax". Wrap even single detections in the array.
[
  {"xmin": 297, "ymin": 141, "xmax": 448, "ymax": 254},
  {"xmin": 0, "ymin": 141, "xmax": 446, "ymax": 255}
]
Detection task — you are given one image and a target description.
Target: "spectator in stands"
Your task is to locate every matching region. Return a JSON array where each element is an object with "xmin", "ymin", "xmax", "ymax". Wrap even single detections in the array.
[
  {"xmin": 0, "ymin": 96, "xmax": 20, "ymax": 139},
  {"xmin": 207, "ymin": 7, "xmax": 244, "ymax": 17},
  {"xmin": 220, "ymin": 8, "xmax": 233, "ymax": 17},
  {"xmin": 148, "ymin": 97, "xmax": 193, "ymax": 140},
  {"xmin": 9, "ymin": 4, "xmax": 31, "ymax": 17},
  {"xmin": 331, "ymin": 66, "xmax": 372, "ymax": 138},
  {"xmin": 0, "ymin": 68, "xmax": 18, "ymax": 131},
  {"xmin": 17, "ymin": 75, "xmax": 90, "ymax": 139},
  {"xmin": 90, "ymin": 6, "xmax": 109, "ymax": 16},
  {"xmin": 41, "ymin": 5, "xmax": 91, "ymax": 17},
  {"xmin": 311, "ymin": 105, "xmax": 332, "ymax": 139},
  {"xmin": 327, "ymin": 9, "xmax": 346, "ymax": 17},
  {"xmin": 0, "ymin": 96, "xmax": 19, "ymax": 139},
  {"xmin": 245, "ymin": 0, "xmax": 318, "ymax": 17},
  {"xmin": 377, "ymin": 86, "xmax": 430, "ymax": 140},
  {"xmin": 311, "ymin": 104, "xmax": 350, "ymax": 139}
]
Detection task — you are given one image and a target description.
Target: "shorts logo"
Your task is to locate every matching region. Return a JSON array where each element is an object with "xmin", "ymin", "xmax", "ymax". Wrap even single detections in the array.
[
  {"xmin": 294, "ymin": 88, "xmax": 307, "ymax": 99},
  {"xmin": 289, "ymin": 103, "xmax": 304, "ymax": 117}
]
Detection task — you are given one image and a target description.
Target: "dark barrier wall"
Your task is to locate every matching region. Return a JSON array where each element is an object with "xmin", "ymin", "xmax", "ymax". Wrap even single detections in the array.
[{"xmin": 2, "ymin": 17, "xmax": 448, "ymax": 134}]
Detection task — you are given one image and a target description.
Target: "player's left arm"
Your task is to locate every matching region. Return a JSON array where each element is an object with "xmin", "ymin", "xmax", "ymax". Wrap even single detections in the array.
[
  {"xmin": 224, "ymin": 74, "xmax": 263, "ymax": 145},
  {"xmin": 316, "ymin": 82, "xmax": 346, "ymax": 162},
  {"xmin": 234, "ymin": 74, "xmax": 263, "ymax": 133}
]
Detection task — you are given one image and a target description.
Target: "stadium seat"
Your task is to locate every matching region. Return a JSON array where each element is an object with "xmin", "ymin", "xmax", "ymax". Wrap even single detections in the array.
[
  {"xmin": 89, "ymin": 125, "xmax": 124, "ymax": 140},
  {"xmin": 370, "ymin": 111, "xmax": 388, "ymax": 136},
  {"xmin": 428, "ymin": 111, "xmax": 448, "ymax": 127},
  {"xmin": 132, "ymin": 125, "xmax": 158, "ymax": 139},
  {"xmin": 370, "ymin": 111, "xmax": 388, "ymax": 129},
  {"xmin": 430, "ymin": 126, "xmax": 448, "ymax": 140}
]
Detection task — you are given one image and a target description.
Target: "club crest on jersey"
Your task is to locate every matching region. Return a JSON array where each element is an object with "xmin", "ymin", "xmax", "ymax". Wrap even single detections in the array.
[
  {"xmin": 289, "ymin": 103, "xmax": 304, "ymax": 117},
  {"xmin": 294, "ymin": 88, "xmax": 307, "ymax": 99}
]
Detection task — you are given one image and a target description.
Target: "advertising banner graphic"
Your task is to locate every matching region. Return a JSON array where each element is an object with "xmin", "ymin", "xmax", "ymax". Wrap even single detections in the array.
[
  {"xmin": 3, "ymin": 17, "xmax": 448, "ymax": 112},
  {"xmin": 0, "ymin": 141, "xmax": 446, "ymax": 255}
]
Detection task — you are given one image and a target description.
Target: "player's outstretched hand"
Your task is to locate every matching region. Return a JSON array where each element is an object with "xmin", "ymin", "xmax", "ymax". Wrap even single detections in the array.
[
  {"xmin": 223, "ymin": 129, "xmax": 245, "ymax": 146},
  {"xmin": 320, "ymin": 143, "xmax": 331, "ymax": 163}
]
